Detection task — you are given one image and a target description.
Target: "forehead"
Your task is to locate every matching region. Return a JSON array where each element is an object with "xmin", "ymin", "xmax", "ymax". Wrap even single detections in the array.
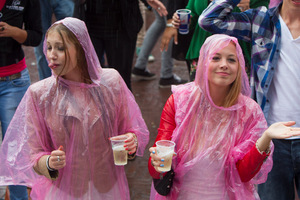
[
  {"xmin": 215, "ymin": 41, "xmax": 237, "ymax": 55},
  {"xmin": 46, "ymin": 31, "xmax": 64, "ymax": 43}
]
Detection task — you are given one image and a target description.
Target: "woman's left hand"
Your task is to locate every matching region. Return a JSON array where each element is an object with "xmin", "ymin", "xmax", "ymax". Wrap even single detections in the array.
[
  {"xmin": 123, "ymin": 132, "xmax": 138, "ymax": 155},
  {"xmin": 265, "ymin": 121, "xmax": 300, "ymax": 140}
]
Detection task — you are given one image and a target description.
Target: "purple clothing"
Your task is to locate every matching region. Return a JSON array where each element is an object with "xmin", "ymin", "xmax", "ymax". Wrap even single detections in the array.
[
  {"xmin": 0, "ymin": 18, "xmax": 149, "ymax": 199},
  {"xmin": 151, "ymin": 34, "xmax": 273, "ymax": 200}
]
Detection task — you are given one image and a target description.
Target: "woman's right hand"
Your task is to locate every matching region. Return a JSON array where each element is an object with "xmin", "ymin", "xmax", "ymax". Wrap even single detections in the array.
[
  {"xmin": 160, "ymin": 25, "xmax": 178, "ymax": 52},
  {"xmin": 172, "ymin": 13, "xmax": 181, "ymax": 29},
  {"xmin": 49, "ymin": 146, "xmax": 66, "ymax": 170}
]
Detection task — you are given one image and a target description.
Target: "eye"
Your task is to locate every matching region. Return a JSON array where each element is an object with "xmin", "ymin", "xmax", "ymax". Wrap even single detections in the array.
[
  {"xmin": 212, "ymin": 56, "xmax": 220, "ymax": 61},
  {"xmin": 58, "ymin": 45, "xmax": 65, "ymax": 51},
  {"xmin": 228, "ymin": 58, "xmax": 237, "ymax": 63},
  {"xmin": 47, "ymin": 46, "xmax": 52, "ymax": 51}
]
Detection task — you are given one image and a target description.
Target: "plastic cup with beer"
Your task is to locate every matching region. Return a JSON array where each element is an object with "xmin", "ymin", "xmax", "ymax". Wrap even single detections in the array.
[
  {"xmin": 155, "ymin": 140, "xmax": 176, "ymax": 172},
  {"xmin": 110, "ymin": 135, "xmax": 128, "ymax": 166},
  {"xmin": 176, "ymin": 9, "xmax": 191, "ymax": 34}
]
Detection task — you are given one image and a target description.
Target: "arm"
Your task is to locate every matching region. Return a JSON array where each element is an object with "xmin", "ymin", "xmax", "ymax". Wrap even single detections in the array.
[
  {"xmin": 33, "ymin": 146, "xmax": 66, "ymax": 180},
  {"xmin": 148, "ymin": 95, "xmax": 176, "ymax": 179},
  {"xmin": 198, "ymin": 0, "xmax": 261, "ymax": 42},
  {"xmin": 237, "ymin": 121, "xmax": 300, "ymax": 182},
  {"xmin": 0, "ymin": 0, "xmax": 42, "ymax": 45}
]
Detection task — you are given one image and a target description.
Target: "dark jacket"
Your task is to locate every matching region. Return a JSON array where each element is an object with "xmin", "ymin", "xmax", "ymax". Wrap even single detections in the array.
[{"xmin": 0, "ymin": 0, "xmax": 42, "ymax": 67}]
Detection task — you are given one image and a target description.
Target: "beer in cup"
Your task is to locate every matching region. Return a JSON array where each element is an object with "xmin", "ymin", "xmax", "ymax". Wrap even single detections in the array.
[
  {"xmin": 156, "ymin": 140, "xmax": 176, "ymax": 172},
  {"xmin": 110, "ymin": 135, "xmax": 128, "ymax": 166}
]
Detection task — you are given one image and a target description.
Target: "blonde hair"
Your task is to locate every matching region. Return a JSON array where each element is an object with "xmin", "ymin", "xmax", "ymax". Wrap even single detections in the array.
[{"xmin": 223, "ymin": 64, "xmax": 242, "ymax": 107}]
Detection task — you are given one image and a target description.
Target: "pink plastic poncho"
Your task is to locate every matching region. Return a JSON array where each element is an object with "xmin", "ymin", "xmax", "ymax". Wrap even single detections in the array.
[
  {"xmin": 0, "ymin": 17, "xmax": 149, "ymax": 200},
  {"xmin": 152, "ymin": 34, "xmax": 273, "ymax": 200}
]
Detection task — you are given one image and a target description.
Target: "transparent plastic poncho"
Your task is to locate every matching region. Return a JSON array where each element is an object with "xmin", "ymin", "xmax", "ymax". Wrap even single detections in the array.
[
  {"xmin": 0, "ymin": 17, "xmax": 149, "ymax": 200},
  {"xmin": 153, "ymin": 34, "xmax": 273, "ymax": 200}
]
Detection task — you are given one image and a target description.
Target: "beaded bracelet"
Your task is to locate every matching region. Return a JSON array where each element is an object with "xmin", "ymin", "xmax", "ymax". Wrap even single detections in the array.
[{"xmin": 46, "ymin": 155, "xmax": 56, "ymax": 171}]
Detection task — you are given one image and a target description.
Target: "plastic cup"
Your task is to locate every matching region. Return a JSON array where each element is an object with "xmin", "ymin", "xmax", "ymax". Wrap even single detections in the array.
[
  {"xmin": 176, "ymin": 9, "xmax": 191, "ymax": 35},
  {"xmin": 155, "ymin": 140, "xmax": 176, "ymax": 172},
  {"xmin": 110, "ymin": 135, "xmax": 128, "ymax": 166}
]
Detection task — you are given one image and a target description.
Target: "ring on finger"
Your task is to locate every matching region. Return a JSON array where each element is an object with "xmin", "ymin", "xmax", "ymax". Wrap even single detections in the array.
[
  {"xmin": 158, "ymin": 7, "xmax": 161, "ymax": 10},
  {"xmin": 57, "ymin": 156, "xmax": 60, "ymax": 162},
  {"xmin": 151, "ymin": 159, "xmax": 155, "ymax": 166}
]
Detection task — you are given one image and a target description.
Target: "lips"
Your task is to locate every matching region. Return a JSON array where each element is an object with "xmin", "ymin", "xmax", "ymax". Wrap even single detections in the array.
[
  {"xmin": 216, "ymin": 72, "xmax": 230, "ymax": 76},
  {"xmin": 292, "ymin": 0, "xmax": 300, "ymax": 5},
  {"xmin": 48, "ymin": 63, "xmax": 59, "ymax": 69}
]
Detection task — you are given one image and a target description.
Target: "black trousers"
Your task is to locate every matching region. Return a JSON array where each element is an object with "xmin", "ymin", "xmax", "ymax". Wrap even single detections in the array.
[{"xmin": 89, "ymin": 30, "xmax": 137, "ymax": 90}]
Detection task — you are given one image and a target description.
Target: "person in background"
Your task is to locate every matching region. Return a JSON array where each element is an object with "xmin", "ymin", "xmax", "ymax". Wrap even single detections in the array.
[
  {"xmin": 83, "ymin": 0, "xmax": 167, "ymax": 90},
  {"xmin": 148, "ymin": 34, "xmax": 300, "ymax": 199},
  {"xmin": 0, "ymin": 17, "xmax": 149, "ymax": 200},
  {"xmin": 132, "ymin": 0, "xmax": 187, "ymax": 88},
  {"xmin": 170, "ymin": 0, "xmax": 269, "ymax": 81},
  {"xmin": 199, "ymin": 0, "xmax": 300, "ymax": 199},
  {"xmin": 160, "ymin": 0, "xmax": 192, "ymax": 80},
  {"xmin": 136, "ymin": 1, "xmax": 156, "ymax": 63},
  {"xmin": 0, "ymin": 0, "xmax": 42, "ymax": 199},
  {"xmin": 34, "ymin": 0, "xmax": 74, "ymax": 80}
]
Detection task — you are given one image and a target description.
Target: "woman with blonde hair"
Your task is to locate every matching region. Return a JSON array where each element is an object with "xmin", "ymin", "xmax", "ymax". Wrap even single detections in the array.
[{"xmin": 148, "ymin": 34, "xmax": 300, "ymax": 199}]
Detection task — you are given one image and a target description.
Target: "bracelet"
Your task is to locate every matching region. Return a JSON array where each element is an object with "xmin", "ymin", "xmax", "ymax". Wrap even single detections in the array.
[
  {"xmin": 166, "ymin": 23, "xmax": 174, "ymax": 28},
  {"xmin": 132, "ymin": 133, "xmax": 138, "ymax": 146},
  {"xmin": 46, "ymin": 155, "xmax": 56, "ymax": 171},
  {"xmin": 255, "ymin": 140, "xmax": 271, "ymax": 155}
]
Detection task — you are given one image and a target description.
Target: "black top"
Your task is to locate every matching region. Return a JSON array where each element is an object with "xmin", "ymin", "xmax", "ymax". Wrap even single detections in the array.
[
  {"xmin": 84, "ymin": 0, "xmax": 143, "ymax": 39},
  {"xmin": 0, "ymin": 0, "xmax": 42, "ymax": 67}
]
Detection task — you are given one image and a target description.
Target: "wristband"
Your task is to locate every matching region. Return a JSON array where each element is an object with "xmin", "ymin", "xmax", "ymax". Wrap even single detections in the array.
[
  {"xmin": 166, "ymin": 23, "xmax": 173, "ymax": 28},
  {"xmin": 46, "ymin": 155, "xmax": 56, "ymax": 171}
]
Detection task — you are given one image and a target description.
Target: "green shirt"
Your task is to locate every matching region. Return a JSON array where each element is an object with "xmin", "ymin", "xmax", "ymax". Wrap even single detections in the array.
[{"xmin": 185, "ymin": 0, "xmax": 270, "ymax": 67}]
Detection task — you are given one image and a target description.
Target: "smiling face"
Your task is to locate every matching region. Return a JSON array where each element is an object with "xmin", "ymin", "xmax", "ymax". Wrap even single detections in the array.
[
  {"xmin": 207, "ymin": 42, "xmax": 239, "ymax": 93},
  {"xmin": 46, "ymin": 30, "xmax": 82, "ymax": 82}
]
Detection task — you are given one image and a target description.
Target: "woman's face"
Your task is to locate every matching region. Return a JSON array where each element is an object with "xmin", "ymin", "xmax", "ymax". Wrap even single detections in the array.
[
  {"xmin": 46, "ymin": 31, "xmax": 81, "ymax": 82},
  {"xmin": 207, "ymin": 42, "xmax": 239, "ymax": 91}
]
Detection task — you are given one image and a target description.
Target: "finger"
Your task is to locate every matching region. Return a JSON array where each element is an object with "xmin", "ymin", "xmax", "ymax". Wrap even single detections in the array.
[
  {"xmin": 174, "ymin": 32, "xmax": 178, "ymax": 45},
  {"xmin": 58, "ymin": 145, "xmax": 64, "ymax": 151},
  {"xmin": 149, "ymin": 147, "xmax": 156, "ymax": 154},
  {"xmin": 282, "ymin": 121, "xmax": 296, "ymax": 127}
]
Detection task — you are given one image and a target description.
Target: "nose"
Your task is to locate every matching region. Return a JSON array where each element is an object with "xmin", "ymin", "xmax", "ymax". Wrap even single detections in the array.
[
  {"xmin": 47, "ymin": 49, "xmax": 57, "ymax": 60},
  {"xmin": 219, "ymin": 58, "xmax": 228, "ymax": 70}
]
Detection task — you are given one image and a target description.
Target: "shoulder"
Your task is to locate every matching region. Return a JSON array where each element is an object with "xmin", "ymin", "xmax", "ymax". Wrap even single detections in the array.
[
  {"xmin": 240, "ymin": 95, "xmax": 264, "ymax": 115},
  {"xmin": 28, "ymin": 77, "xmax": 56, "ymax": 97}
]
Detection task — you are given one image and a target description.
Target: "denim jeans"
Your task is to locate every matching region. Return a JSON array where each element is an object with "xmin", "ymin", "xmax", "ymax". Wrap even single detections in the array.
[
  {"xmin": 258, "ymin": 139, "xmax": 300, "ymax": 200},
  {"xmin": 134, "ymin": 0, "xmax": 174, "ymax": 79},
  {"xmin": 0, "ymin": 68, "xmax": 30, "ymax": 200},
  {"xmin": 34, "ymin": 0, "xmax": 74, "ymax": 80}
]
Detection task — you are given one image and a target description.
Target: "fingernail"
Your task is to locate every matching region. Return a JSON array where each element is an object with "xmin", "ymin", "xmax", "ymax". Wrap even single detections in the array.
[
  {"xmin": 161, "ymin": 158, "xmax": 164, "ymax": 162},
  {"xmin": 125, "ymin": 148, "xmax": 128, "ymax": 151},
  {"xmin": 129, "ymin": 152, "xmax": 132, "ymax": 155},
  {"xmin": 152, "ymin": 151, "xmax": 155, "ymax": 154},
  {"xmin": 160, "ymin": 164, "xmax": 164, "ymax": 167},
  {"xmin": 124, "ymin": 145, "xmax": 127, "ymax": 147}
]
